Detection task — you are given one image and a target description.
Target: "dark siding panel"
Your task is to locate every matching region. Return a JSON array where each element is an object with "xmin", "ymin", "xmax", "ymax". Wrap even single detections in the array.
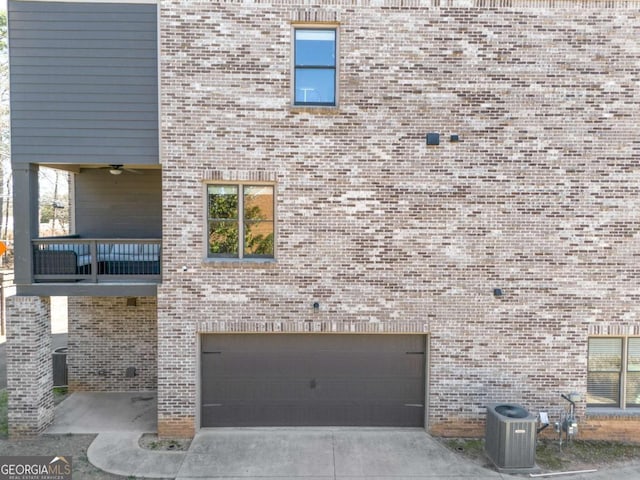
[
  {"xmin": 11, "ymin": 110, "xmax": 158, "ymax": 121},
  {"xmin": 10, "ymin": 48, "xmax": 157, "ymax": 59},
  {"xmin": 201, "ymin": 334, "xmax": 426, "ymax": 427},
  {"xmin": 10, "ymin": 20, "xmax": 157, "ymax": 32},
  {"xmin": 11, "ymin": 39, "xmax": 157, "ymax": 50},
  {"xmin": 10, "ymin": 11, "xmax": 156, "ymax": 21},
  {"xmin": 10, "ymin": 56, "xmax": 158, "ymax": 68},
  {"xmin": 13, "ymin": 144, "xmax": 158, "ymax": 156},
  {"xmin": 11, "ymin": 84, "xmax": 157, "ymax": 95},
  {"xmin": 12, "ymin": 101, "xmax": 158, "ymax": 112},
  {"xmin": 74, "ymin": 168, "xmax": 161, "ymax": 238},
  {"xmin": 9, "ymin": 29, "xmax": 157, "ymax": 41},
  {"xmin": 13, "ymin": 128, "xmax": 159, "ymax": 139},
  {"xmin": 9, "ymin": 1, "xmax": 158, "ymax": 165},
  {"xmin": 12, "ymin": 93, "xmax": 160, "ymax": 103},
  {"xmin": 11, "ymin": 74, "xmax": 156, "ymax": 86},
  {"xmin": 11, "ymin": 66, "xmax": 156, "ymax": 76},
  {"xmin": 13, "ymin": 119, "xmax": 156, "ymax": 129}
]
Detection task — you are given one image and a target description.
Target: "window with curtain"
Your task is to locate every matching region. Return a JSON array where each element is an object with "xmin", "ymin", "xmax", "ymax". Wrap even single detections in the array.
[
  {"xmin": 587, "ymin": 338, "xmax": 622, "ymax": 406},
  {"xmin": 587, "ymin": 337, "xmax": 640, "ymax": 408},
  {"xmin": 626, "ymin": 338, "xmax": 640, "ymax": 407}
]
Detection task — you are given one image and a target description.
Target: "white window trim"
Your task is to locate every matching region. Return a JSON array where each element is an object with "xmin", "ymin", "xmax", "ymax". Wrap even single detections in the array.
[{"xmin": 290, "ymin": 23, "xmax": 340, "ymax": 108}]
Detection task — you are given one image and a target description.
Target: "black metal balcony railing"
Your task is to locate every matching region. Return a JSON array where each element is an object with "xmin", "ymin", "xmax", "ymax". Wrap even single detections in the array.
[{"xmin": 32, "ymin": 238, "xmax": 161, "ymax": 283}]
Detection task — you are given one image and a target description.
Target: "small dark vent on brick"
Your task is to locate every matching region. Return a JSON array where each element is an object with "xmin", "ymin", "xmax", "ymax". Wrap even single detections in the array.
[{"xmin": 292, "ymin": 9, "xmax": 339, "ymax": 23}]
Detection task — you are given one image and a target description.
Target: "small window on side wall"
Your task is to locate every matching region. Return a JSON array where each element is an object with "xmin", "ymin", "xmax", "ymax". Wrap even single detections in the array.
[
  {"xmin": 207, "ymin": 184, "xmax": 274, "ymax": 260},
  {"xmin": 587, "ymin": 337, "xmax": 640, "ymax": 408},
  {"xmin": 294, "ymin": 28, "xmax": 337, "ymax": 106},
  {"xmin": 587, "ymin": 337, "xmax": 622, "ymax": 407}
]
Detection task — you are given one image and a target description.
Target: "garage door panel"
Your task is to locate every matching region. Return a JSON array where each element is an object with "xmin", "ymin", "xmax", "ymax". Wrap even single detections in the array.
[
  {"xmin": 202, "ymin": 376, "xmax": 424, "ymax": 403},
  {"xmin": 203, "ymin": 351, "xmax": 424, "ymax": 378},
  {"xmin": 201, "ymin": 333, "xmax": 424, "ymax": 354},
  {"xmin": 202, "ymin": 403, "xmax": 424, "ymax": 427},
  {"xmin": 201, "ymin": 334, "xmax": 426, "ymax": 427}
]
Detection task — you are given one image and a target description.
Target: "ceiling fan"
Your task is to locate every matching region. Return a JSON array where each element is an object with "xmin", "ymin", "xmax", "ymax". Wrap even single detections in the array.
[{"xmin": 107, "ymin": 164, "xmax": 142, "ymax": 175}]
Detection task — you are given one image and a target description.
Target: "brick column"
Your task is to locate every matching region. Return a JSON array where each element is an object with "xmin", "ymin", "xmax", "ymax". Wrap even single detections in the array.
[
  {"xmin": 157, "ymin": 286, "xmax": 196, "ymax": 438},
  {"xmin": 6, "ymin": 296, "xmax": 53, "ymax": 438}
]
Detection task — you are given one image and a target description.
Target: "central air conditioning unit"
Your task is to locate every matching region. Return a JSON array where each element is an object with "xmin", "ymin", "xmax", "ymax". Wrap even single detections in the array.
[{"xmin": 485, "ymin": 403, "xmax": 537, "ymax": 473}]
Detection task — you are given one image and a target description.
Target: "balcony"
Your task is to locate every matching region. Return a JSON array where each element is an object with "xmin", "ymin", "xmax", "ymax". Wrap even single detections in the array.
[
  {"xmin": 20, "ymin": 237, "xmax": 162, "ymax": 296},
  {"xmin": 32, "ymin": 237, "xmax": 161, "ymax": 282},
  {"xmin": 13, "ymin": 164, "xmax": 162, "ymax": 296}
]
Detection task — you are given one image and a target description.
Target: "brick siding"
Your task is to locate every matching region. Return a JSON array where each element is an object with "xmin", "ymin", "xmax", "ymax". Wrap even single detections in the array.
[
  {"xmin": 157, "ymin": 0, "xmax": 640, "ymax": 438},
  {"xmin": 6, "ymin": 296, "xmax": 53, "ymax": 438},
  {"xmin": 67, "ymin": 297, "xmax": 157, "ymax": 392}
]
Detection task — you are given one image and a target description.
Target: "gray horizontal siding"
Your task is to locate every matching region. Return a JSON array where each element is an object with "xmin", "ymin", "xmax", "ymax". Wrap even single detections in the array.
[
  {"xmin": 10, "ymin": 56, "xmax": 158, "ymax": 67},
  {"xmin": 11, "ymin": 83, "xmax": 157, "ymax": 94},
  {"xmin": 9, "ymin": 1, "xmax": 159, "ymax": 165},
  {"xmin": 10, "ymin": 20, "xmax": 157, "ymax": 32},
  {"xmin": 11, "ymin": 48, "xmax": 156, "ymax": 59},
  {"xmin": 74, "ymin": 168, "xmax": 162, "ymax": 238},
  {"xmin": 11, "ymin": 110, "xmax": 158, "ymax": 121}
]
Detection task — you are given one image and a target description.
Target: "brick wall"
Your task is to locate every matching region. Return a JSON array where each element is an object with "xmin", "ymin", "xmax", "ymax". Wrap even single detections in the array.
[
  {"xmin": 6, "ymin": 296, "xmax": 53, "ymax": 438},
  {"xmin": 67, "ymin": 297, "xmax": 157, "ymax": 391},
  {"xmin": 158, "ymin": 0, "xmax": 640, "ymax": 438}
]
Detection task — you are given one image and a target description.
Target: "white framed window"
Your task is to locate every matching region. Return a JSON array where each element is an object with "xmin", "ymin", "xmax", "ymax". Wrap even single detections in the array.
[
  {"xmin": 293, "ymin": 27, "xmax": 337, "ymax": 106},
  {"xmin": 206, "ymin": 184, "xmax": 274, "ymax": 259},
  {"xmin": 587, "ymin": 337, "xmax": 640, "ymax": 408}
]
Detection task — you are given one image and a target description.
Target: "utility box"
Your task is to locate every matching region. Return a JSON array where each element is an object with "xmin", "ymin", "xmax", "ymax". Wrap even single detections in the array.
[
  {"xmin": 52, "ymin": 347, "xmax": 68, "ymax": 387},
  {"xmin": 485, "ymin": 403, "xmax": 537, "ymax": 473}
]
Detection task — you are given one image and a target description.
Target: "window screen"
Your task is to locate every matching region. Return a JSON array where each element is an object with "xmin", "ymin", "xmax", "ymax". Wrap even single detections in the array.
[
  {"xmin": 587, "ymin": 337, "xmax": 622, "ymax": 406},
  {"xmin": 626, "ymin": 338, "xmax": 640, "ymax": 407}
]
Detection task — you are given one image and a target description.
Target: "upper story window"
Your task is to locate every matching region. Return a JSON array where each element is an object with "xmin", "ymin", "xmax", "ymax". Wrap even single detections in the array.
[
  {"xmin": 587, "ymin": 337, "xmax": 640, "ymax": 408},
  {"xmin": 294, "ymin": 28, "xmax": 337, "ymax": 106},
  {"xmin": 207, "ymin": 184, "xmax": 274, "ymax": 260}
]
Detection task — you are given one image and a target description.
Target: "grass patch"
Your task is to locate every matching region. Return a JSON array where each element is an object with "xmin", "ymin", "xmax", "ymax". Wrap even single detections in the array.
[
  {"xmin": 535, "ymin": 441, "xmax": 572, "ymax": 470},
  {"xmin": 0, "ymin": 387, "xmax": 68, "ymax": 439},
  {"xmin": 561, "ymin": 440, "xmax": 640, "ymax": 465},
  {"xmin": 444, "ymin": 438, "xmax": 485, "ymax": 462},
  {"xmin": 0, "ymin": 389, "xmax": 7, "ymax": 439},
  {"xmin": 53, "ymin": 386, "xmax": 68, "ymax": 405},
  {"xmin": 139, "ymin": 433, "xmax": 191, "ymax": 451},
  {"xmin": 442, "ymin": 436, "xmax": 640, "ymax": 473}
]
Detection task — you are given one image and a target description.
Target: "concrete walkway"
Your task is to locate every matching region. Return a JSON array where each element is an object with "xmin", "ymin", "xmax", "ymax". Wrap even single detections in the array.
[
  {"xmin": 88, "ymin": 431, "xmax": 185, "ymax": 479},
  {"xmin": 46, "ymin": 391, "xmax": 156, "ymax": 433}
]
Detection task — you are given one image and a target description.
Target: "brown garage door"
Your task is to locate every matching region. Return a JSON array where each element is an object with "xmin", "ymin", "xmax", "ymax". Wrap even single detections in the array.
[{"xmin": 201, "ymin": 334, "xmax": 426, "ymax": 427}]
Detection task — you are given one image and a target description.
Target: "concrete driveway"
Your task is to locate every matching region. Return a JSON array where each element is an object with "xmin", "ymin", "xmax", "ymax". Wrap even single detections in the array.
[
  {"xmin": 53, "ymin": 393, "xmax": 501, "ymax": 479},
  {"xmin": 89, "ymin": 427, "xmax": 506, "ymax": 480},
  {"xmin": 175, "ymin": 428, "xmax": 503, "ymax": 480},
  {"xmin": 47, "ymin": 393, "xmax": 640, "ymax": 480},
  {"xmin": 88, "ymin": 428, "xmax": 640, "ymax": 480}
]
